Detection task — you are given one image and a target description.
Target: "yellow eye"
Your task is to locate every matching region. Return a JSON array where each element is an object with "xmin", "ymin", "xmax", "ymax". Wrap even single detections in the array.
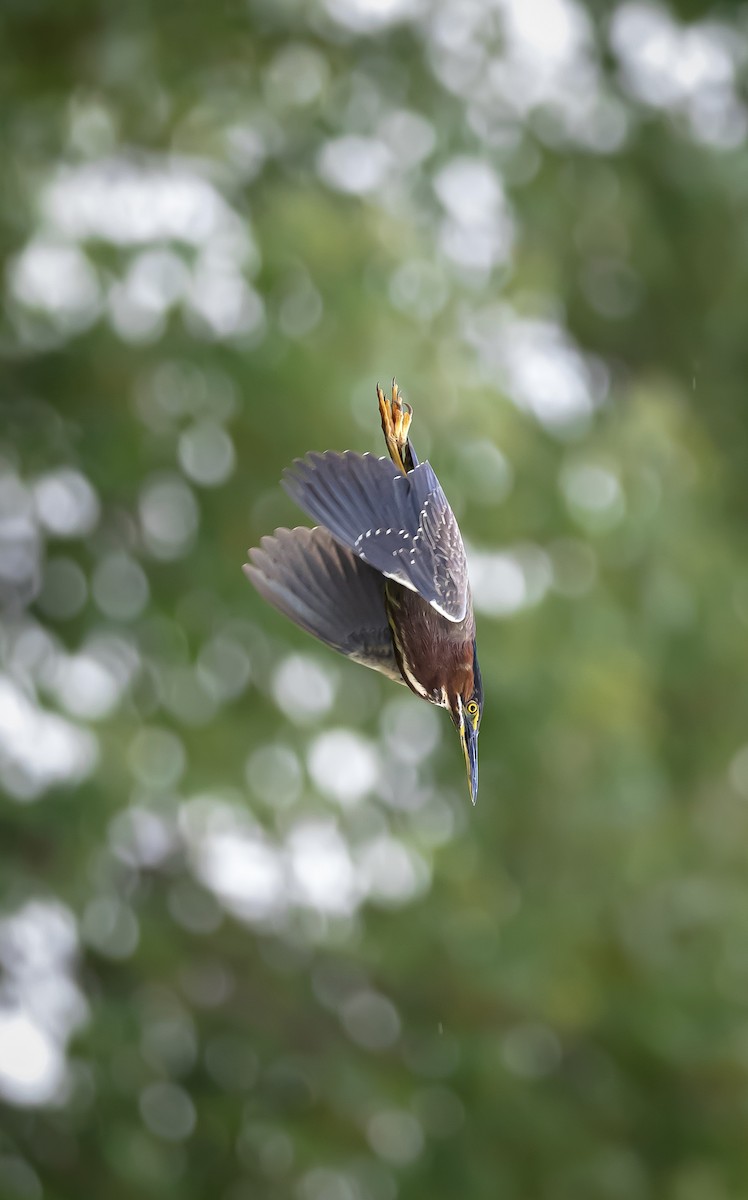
[{"xmin": 467, "ymin": 700, "xmax": 479, "ymax": 716}]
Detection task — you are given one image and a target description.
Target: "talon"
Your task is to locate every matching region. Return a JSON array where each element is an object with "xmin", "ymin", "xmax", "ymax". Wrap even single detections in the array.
[
  {"xmin": 378, "ymin": 383, "xmax": 399, "ymax": 465},
  {"xmin": 377, "ymin": 383, "xmax": 390, "ymax": 433},
  {"xmin": 391, "ymin": 380, "xmax": 405, "ymax": 441},
  {"xmin": 378, "ymin": 378, "xmax": 414, "ymax": 475},
  {"xmin": 400, "ymin": 404, "xmax": 412, "ymax": 445}
]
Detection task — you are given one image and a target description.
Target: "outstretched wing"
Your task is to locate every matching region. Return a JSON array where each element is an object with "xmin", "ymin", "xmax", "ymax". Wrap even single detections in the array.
[
  {"xmin": 282, "ymin": 451, "xmax": 469, "ymax": 623},
  {"xmin": 244, "ymin": 525, "xmax": 403, "ymax": 683}
]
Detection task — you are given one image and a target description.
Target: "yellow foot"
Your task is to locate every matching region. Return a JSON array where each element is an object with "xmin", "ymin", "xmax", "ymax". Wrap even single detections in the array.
[{"xmin": 377, "ymin": 378, "xmax": 413, "ymax": 475}]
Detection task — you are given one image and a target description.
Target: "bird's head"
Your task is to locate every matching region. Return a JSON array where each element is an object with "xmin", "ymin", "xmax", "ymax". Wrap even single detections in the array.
[{"xmin": 447, "ymin": 643, "xmax": 483, "ymax": 805}]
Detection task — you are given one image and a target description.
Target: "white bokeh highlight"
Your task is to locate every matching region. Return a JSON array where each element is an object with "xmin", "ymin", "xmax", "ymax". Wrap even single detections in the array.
[{"xmin": 0, "ymin": 901, "xmax": 87, "ymax": 1107}]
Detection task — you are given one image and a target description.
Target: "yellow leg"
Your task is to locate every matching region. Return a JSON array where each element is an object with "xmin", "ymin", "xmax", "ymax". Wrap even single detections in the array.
[{"xmin": 378, "ymin": 379, "xmax": 413, "ymax": 475}]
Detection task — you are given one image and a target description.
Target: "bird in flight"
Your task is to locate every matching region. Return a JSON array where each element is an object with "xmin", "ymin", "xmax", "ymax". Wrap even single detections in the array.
[{"xmin": 245, "ymin": 381, "xmax": 482, "ymax": 803}]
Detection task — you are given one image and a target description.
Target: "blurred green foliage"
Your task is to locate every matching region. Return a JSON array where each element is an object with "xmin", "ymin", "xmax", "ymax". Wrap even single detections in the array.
[{"xmin": 3, "ymin": 1, "xmax": 748, "ymax": 1198}]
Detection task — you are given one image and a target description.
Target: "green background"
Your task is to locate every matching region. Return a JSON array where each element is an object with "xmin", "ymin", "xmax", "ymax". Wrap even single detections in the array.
[{"xmin": 3, "ymin": 0, "xmax": 748, "ymax": 1197}]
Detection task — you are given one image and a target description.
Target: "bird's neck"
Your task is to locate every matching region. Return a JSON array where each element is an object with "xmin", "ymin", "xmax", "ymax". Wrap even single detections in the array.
[{"xmin": 384, "ymin": 581, "xmax": 474, "ymax": 707}]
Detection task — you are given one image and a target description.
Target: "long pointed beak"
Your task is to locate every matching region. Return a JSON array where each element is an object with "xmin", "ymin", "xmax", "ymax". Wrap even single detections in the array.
[{"xmin": 459, "ymin": 719, "xmax": 479, "ymax": 806}]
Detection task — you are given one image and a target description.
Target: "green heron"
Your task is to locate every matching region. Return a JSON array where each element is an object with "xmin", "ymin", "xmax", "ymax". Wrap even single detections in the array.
[{"xmin": 244, "ymin": 382, "xmax": 482, "ymax": 803}]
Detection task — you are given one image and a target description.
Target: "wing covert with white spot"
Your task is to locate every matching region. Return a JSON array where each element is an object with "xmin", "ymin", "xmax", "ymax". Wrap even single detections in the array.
[{"xmin": 282, "ymin": 451, "xmax": 469, "ymax": 622}]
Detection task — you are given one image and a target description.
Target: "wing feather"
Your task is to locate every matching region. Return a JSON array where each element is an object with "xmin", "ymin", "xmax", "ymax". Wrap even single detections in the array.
[
  {"xmin": 282, "ymin": 451, "xmax": 469, "ymax": 622},
  {"xmin": 244, "ymin": 526, "xmax": 403, "ymax": 683}
]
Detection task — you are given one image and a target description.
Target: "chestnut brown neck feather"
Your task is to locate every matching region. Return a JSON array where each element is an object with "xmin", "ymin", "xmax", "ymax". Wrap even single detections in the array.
[{"xmin": 384, "ymin": 580, "xmax": 475, "ymax": 706}]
